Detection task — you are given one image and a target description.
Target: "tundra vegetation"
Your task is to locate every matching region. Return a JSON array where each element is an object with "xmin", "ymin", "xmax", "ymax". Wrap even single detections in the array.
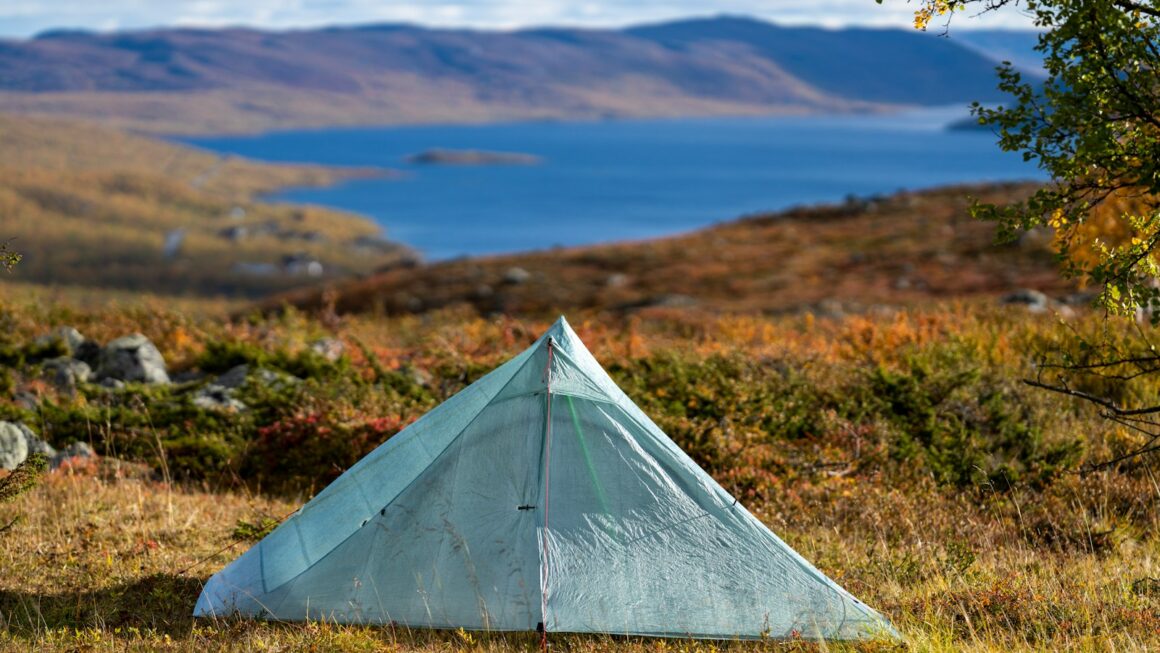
[{"xmin": 0, "ymin": 301, "xmax": 1157, "ymax": 651}]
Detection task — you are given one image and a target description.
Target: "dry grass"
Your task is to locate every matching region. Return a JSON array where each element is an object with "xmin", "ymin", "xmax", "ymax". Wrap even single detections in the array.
[{"xmin": 0, "ymin": 455, "xmax": 1155, "ymax": 651}]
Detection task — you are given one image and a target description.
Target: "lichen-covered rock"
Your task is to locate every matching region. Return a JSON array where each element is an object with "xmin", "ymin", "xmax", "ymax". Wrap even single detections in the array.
[{"xmin": 97, "ymin": 334, "xmax": 170, "ymax": 384}]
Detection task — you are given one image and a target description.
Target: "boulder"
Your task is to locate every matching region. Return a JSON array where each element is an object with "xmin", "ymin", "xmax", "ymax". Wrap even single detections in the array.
[
  {"xmin": 96, "ymin": 334, "xmax": 170, "ymax": 384},
  {"xmin": 42, "ymin": 357, "xmax": 92, "ymax": 390},
  {"xmin": 0, "ymin": 423, "xmax": 27, "ymax": 471},
  {"xmin": 0, "ymin": 421, "xmax": 55, "ymax": 471}
]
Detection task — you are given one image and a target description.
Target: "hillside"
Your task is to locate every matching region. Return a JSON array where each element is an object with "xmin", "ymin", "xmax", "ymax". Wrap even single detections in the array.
[
  {"xmin": 262, "ymin": 182, "xmax": 1070, "ymax": 319},
  {"xmin": 0, "ymin": 114, "xmax": 414, "ymax": 299},
  {"xmin": 0, "ymin": 16, "xmax": 1016, "ymax": 134}
]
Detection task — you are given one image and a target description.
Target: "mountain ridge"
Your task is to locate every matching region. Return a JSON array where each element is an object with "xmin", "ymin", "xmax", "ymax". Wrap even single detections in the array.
[{"xmin": 0, "ymin": 16, "xmax": 1025, "ymax": 134}]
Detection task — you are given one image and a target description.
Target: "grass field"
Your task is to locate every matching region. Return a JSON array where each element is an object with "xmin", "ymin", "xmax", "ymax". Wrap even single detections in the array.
[{"xmin": 0, "ymin": 300, "xmax": 1156, "ymax": 652}]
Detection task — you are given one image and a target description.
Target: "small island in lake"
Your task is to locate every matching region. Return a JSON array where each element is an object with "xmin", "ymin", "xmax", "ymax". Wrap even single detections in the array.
[{"xmin": 405, "ymin": 148, "xmax": 544, "ymax": 166}]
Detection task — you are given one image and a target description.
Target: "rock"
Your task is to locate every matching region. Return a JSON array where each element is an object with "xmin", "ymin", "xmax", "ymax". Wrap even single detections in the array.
[
  {"xmin": 406, "ymin": 365, "xmax": 434, "ymax": 388},
  {"xmin": 214, "ymin": 364, "xmax": 298, "ymax": 391},
  {"xmin": 97, "ymin": 334, "xmax": 170, "ymax": 384},
  {"xmin": 256, "ymin": 368, "xmax": 300, "ymax": 388},
  {"xmin": 163, "ymin": 229, "xmax": 185, "ymax": 259},
  {"xmin": 215, "ymin": 364, "xmax": 251, "ymax": 389},
  {"xmin": 192, "ymin": 385, "xmax": 247, "ymax": 412},
  {"xmin": 51, "ymin": 442, "xmax": 95, "ymax": 470},
  {"xmin": 0, "ymin": 422, "xmax": 55, "ymax": 471},
  {"xmin": 1001, "ymin": 289, "xmax": 1049, "ymax": 313},
  {"xmin": 310, "ymin": 338, "xmax": 345, "ymax": 362},
  {"xmin": 0, "ymin": 422, "xmax": 28, "ymax": 471},
  {"xmin": 42, "ymin": 357, "xmax": 92, "ymax": 390},
  {"xmin": 99, "ymin": 378, "xmax": 125, "ymax": 390},
  {"xmin": 73, "ymin": 340, "xmax": 102, "ymax": 368},
  {"xmin": 171, "ymin": 370, "xmax": 208, "ymax": 384},
  {"xmin": 503, "ymin": 267, "xmax": 532, "ymax": 285},
  {"xmin": 36, "ymin": 326, "xmax": 86, "ymax": 356},
  {"xmin": 282, "ymin": 253, "xmax": 324, "ymax": 277},
  {"xmin": 219, "ymin": 226, "xmax": 248, "ymax": 242}
]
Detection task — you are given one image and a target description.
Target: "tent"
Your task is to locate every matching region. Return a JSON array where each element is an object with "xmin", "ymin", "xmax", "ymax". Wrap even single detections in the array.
[{"xmin": 195, "ymin": 317, "xmax": 897, "ymax": 640}]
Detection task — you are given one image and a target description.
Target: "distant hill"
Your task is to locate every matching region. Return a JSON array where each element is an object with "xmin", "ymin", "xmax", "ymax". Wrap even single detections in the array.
[
  {"xmin": 951, "ymin": 29, "xmax": 1045, "ymax": 77},
  {"xmin": 0, "ymin": 114, "xmax": 414, "ymax": 299},
  {"xmin": 260, "ymin": 182, "xmax": 1070, "ymax": 319},
  {"xmin": 0, "ymin": 16, "xmax": 1013, "ymax": 134}
]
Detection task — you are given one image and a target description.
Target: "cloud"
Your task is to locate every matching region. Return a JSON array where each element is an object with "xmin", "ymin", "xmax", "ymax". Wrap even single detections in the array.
[{"xmin": 0, "ymin": 0, "xmax": 1038, "ymax": 38}]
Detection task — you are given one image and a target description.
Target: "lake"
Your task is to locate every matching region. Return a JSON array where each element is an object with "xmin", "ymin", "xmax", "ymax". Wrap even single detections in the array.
[{"xmin": 182, "ymin": 109, "xmax": 1042, "ymax": 260}]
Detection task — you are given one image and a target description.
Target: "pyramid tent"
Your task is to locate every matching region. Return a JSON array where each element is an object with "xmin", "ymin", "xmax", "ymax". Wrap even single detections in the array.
[{"xmin": 195, "ymin": 317, "xmax": 897, "ymax": 640}]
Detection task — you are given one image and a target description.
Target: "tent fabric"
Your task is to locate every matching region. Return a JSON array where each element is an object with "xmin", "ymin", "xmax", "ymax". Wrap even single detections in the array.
[{"xmin": 194, "ymin": 317, "xmax": 898, "ymax": 641}]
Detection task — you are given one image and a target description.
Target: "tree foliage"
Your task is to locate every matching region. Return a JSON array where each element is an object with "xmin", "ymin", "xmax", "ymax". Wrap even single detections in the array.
[
  {"xmin": 0, "ymin": 240, "xmax": 19, "ymax": 271},
  {"xmin": 912, "ymin": 1, "xmax": 1160, "ymax": 315},
  {"xmin": 895, "ymin": 0, "xmax": 1160, "ymax": 465}
]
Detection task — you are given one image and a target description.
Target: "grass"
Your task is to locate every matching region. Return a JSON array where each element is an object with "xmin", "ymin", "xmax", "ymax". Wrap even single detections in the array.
[{"xmin": 0, "ymin": 299, "xmax": 1157, "ymax": 651}]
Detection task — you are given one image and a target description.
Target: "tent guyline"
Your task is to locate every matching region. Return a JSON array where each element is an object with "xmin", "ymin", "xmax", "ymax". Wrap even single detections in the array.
[{"xmin": 195, "ymin": 317, "xmax": 900, "ymax": 641}]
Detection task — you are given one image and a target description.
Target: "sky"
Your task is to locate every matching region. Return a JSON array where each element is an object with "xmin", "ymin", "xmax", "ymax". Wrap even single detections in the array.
[{"xmin": 0, "ymin": 1, "xmax": 1038, "ymax": 38}]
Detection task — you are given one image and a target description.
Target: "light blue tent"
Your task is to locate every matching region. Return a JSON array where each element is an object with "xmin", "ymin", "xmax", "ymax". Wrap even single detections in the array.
[{"xmin": 195, "ymin": 317, "xmax": 897, "ymax": 640}]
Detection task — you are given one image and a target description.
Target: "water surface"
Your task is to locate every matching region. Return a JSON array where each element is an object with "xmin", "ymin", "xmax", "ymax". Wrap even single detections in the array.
[{"xmin": 183, "ymin": 109, "xmax": 1040, "ymax": 260}]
